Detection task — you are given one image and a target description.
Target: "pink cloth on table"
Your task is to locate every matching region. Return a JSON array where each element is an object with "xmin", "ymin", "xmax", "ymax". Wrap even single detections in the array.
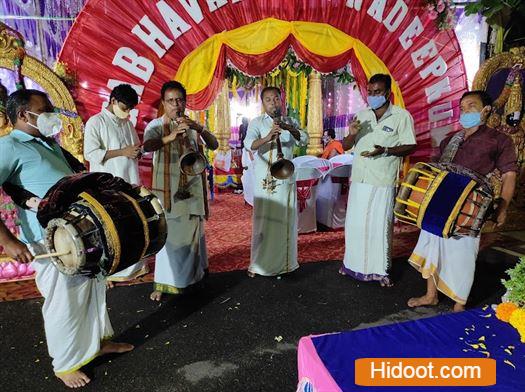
[{"xmin": 297, "ymin": 335, "xmax": 342, "ymax": 392}]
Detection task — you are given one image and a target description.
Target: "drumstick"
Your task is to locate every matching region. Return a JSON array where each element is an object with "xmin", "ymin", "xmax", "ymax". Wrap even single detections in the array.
[
  {"xmin": 0, "ymin": 251, "xmax": 71, "ymax": 263},
  {"xmin": 34, "ymin": 251, "xmax": 71, "ymax": 260}
]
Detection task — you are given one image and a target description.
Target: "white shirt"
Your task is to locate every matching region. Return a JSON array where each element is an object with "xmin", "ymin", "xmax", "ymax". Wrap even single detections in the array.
[
  {"xmin": 83, "ymin": 108, "xmax": 141, "ymax": 185},
  {"xmin": 243, "ymin": 113, "xmax": 309, "ymax": 183},
  {"xmin": 351, "ymin": 104, "xmax": 416, "ymax": 187}
]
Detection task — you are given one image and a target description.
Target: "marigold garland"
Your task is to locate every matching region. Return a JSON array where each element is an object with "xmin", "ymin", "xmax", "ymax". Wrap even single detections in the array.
[
  {"xmin": 509, "ymin": 308, "xmax": 525, "ymax": 343},
  {"xmin": 496, "ymin": 302, "xmax": 519, "ymax": 323}
]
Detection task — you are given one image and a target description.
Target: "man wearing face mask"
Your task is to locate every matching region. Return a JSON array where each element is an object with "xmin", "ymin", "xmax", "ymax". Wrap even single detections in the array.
[
  {"xmin": 244, "ymin": 87, "xmax": 309, "ymax": 277},
  {"xmin": 408, "ymin": 91, "xmax": 517, "ymax": 312},
  {"xmin": 84, "ymin": 84, "xmax": 141, "ymax": 185},
  {"xmin": 341, "ymin": 74, "xmax": 416, "ymax": 287},
  {"xmin": 0, "ymin": 89, "xmax": 133, "ymax": 388},
  {"xmin": 143, "ymin": 81, "xmax": 218, "ymax": 301},
  {"xmin": 84, "ymin": 84, "xmax": 148, "ymax": 284}
]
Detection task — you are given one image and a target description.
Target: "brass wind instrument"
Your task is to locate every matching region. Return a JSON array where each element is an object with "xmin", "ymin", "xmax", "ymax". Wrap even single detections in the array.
[{"xmin": 269, "ymin": 109, "xmax": 295, "ymax": 180}]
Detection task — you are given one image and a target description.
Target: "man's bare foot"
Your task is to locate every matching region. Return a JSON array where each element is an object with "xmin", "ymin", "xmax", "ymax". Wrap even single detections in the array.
[
  {"xmin": 380, "ymin": 277, "xmax": 394, "ymax": 287},
  {"xmin": 453, "ymin": 303, "xmax": 465, "ymax": 312},
  {"xmin": 407, "ymin": 295, "xmax": 439, "ymax": 307},
  {"xmin": 150, "ymin": 290, "xmax": 162, "ymax": 301},
  {"xmin": 99, "ymin": 341, "xmax": 134, "ymax": 356},
  {"xmin": 247, "ymin": 271, "xmax": 255, "ymax": 278},
  {"xmin": 106, "ymin": 280, "xmax": 115, "ymax": 290},
  {"xmin": 57, "ymin": 370, "xmax": 91, "ymax": 388}
]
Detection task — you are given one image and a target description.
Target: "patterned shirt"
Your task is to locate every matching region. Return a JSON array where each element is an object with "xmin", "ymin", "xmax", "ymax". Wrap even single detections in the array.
[{"xmin": 439, "ymin": 125, "xmax": 517, "ymax": 175}]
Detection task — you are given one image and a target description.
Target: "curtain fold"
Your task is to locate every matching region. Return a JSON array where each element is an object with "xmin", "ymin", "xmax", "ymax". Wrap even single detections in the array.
[{"xmin": 59, "ymin": 0, "xmax": 468, "ymax": 160}]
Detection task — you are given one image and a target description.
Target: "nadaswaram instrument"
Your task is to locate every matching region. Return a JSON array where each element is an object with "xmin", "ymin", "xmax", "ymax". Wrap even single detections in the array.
[
  {"xmin": 176, "ymin": 111, "xmax": 208, "ymax": 177},
  {"xmin": 269, "ymin": 109, "xmax": 295, "ymax": 180}
]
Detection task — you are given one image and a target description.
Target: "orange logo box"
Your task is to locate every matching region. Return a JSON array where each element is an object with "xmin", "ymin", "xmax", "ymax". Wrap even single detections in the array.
[{"xmin": 355, "ymin": 358, "xmax": 496, "ymax": 387}]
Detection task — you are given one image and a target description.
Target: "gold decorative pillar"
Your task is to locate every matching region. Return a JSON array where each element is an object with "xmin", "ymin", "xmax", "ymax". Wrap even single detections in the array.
[
  {"xmin": 215, "ymin": 81, "xmax": 231, "ymax": 153},
  {"xmin": 306, "ymin": 71, "xmax": 323, "ymax": 156}
]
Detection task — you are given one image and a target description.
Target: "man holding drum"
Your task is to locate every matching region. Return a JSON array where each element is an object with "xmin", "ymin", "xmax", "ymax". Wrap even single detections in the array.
[
  {"xmin": 341, "ymin": 74, "xmax": 416, "ymax": 287},
  {"xmin": 0, "ymin": 89, "xmax": 133, "ymax": 388},
  {"xmin": 408, "ymin": 91, "xmax": 517, "ymax": 312}
]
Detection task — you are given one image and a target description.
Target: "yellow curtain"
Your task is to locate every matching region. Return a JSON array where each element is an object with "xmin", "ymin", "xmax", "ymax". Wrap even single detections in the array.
[{"xmin": 176, "ymin": 18, "xmax": 404, "ymax": 109}]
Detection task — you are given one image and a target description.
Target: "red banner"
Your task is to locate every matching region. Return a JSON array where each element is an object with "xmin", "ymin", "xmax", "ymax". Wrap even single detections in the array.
[{"xmin": 59, "ymin": 0, "xmax": 468, "ymax": 160}]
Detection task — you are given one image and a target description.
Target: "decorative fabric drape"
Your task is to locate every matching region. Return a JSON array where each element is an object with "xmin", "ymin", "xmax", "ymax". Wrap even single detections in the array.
[{"xmin": 59, "ymin": 0, "xmax": 468, "ymax": 161}]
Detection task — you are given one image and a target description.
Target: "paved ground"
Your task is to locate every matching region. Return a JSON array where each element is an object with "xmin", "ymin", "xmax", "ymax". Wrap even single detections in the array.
[{"xmin": 0, "ymin": 243, "xmax": 520, "ymax": 392}]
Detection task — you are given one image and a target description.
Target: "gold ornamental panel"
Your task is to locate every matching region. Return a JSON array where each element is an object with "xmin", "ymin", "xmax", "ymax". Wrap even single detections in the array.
[{"xmin": 0, "ymin": 22, "xmax": 84, "ymax": 161}]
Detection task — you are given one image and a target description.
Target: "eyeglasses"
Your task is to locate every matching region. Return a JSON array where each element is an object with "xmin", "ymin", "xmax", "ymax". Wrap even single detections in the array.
[{"xmin": 164, "ymin": 98, "xmax": 186, "ymax": 106}]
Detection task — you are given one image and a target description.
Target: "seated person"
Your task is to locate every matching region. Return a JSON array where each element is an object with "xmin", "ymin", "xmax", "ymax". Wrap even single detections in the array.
[{"xmin": 321, "ymin": 128, "xmax": 344, "ymax": 159}]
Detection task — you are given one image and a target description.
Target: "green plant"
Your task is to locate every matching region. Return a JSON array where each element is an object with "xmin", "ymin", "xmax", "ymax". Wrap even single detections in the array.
[
  {"xmin": 503, "ymin": 257, "xmax": 525, "ymax": 307},
  {"xmin": 464, "ymin": 0, "xmax": 525, "ymax": 27}
]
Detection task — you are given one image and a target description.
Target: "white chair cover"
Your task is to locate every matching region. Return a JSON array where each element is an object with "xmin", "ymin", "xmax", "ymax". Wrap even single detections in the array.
[
  {"xmin": 295, "ymin": 167, "xmax": 323, "ymax": 234},
  {"xmin": 241, "ymin": 148, "xmax": 256, "ymax": 206},
  {"xmin": 316, "ymin": 163, "xmax": 352, "ymax": 230},
  {"xmin": 292, "ymin": 155, "xmax": 318, "ymax": 167},
  {"xmin": 329, "ymin": 153, "xmax": 354, "ymax": 168}
]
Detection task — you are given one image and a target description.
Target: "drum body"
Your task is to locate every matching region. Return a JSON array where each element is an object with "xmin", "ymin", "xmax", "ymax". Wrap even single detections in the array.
[
  {"xmin": 394, "ymin": 162, "xmax": 493, "ymax": 238},
  {"xmin": 44, "ymin": 186, "xmax": 167, "ymax": 276}
]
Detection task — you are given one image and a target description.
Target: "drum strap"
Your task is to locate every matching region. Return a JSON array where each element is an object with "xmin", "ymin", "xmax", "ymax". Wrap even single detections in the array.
[{"xmin": 439, "ymin": 131, "xmax": 465, "ymax": 164}]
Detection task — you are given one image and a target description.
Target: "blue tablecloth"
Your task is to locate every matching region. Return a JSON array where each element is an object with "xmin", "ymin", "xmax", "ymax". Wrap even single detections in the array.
[{"xmin": 298, "ymin": 308, "xmax": 524, "ymax": 391}]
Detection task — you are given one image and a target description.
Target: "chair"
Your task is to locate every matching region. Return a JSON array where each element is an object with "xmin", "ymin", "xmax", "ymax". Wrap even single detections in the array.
[
  {"xmin": 293, "ymin": 155, "xmax": 332, "ymax": 175},
  {"xmin": 316, "ymin": 163, "xmax": 352, "ymax": 230},
  {"xmin": 241, "ymin": 148, "xmax": 256, "ymax": 206},
  {"xmin": 295, "ymin": 167, "xmax": 323, "ymax": 234}
]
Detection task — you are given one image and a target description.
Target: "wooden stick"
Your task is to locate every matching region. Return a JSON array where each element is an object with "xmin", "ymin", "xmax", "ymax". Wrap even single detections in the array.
[
  {"xmin": 0, "ymin": 251, "xmax": 71, "ymax": 263},
  {"xmin": 34, "ymin": 251, "xmax": 71, "ymax": 260}
]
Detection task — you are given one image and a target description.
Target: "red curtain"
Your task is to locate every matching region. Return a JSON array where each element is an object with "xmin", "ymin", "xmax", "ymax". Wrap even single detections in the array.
[{"xmin": 60, "ymin": 0, "xmax": 468, "ymax": 161}]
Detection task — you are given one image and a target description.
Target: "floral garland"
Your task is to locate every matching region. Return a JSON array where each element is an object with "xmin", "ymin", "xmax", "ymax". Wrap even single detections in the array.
[
  {"xmin": 225, "ymin": 50, "xmax": 355, "ymax": 89},
  {"xmin": 424, "ymin": 0, "xmax": 456, "ymax": 31}
]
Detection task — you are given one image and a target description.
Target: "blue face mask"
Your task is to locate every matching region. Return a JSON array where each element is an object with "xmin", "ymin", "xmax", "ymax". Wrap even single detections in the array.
[
  {"xmin": 459, "ymin": 112, "xmax": 482, "ymax": 129},
  {"xmin": 367, "ymin": 95, "xmax": 387, "ymax": 110}
]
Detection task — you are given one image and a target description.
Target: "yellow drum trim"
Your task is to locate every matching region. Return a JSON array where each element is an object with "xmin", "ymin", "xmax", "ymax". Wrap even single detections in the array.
[
  {"xmin": 119, "ymin": 191, "xmax": 150, "ymax": 260},
  {"xmin": 406, "ymin": 209, "xmax": 418, "ymax": 218},
  {"xmin": 409, "ymin": 168, "xmax": 436, "ymax": 180},
  {"xmin": 416, "ymin": 171, "xmax": 447, "ymax": 228},
  {"xmin": 418, "ymin": 162, "xmax": 442, "ymax": 173},
  {"xmin": 394, "ymin": 211, "xmax": 417, "ymax": 222},
  {"xmin": 395, "ymin": 197, "xmax": 421, "ymax": 208},
  {"xmin": 442, "ymin": 180, "xmax": 477, "ymax": 238},
  {"xmin": 401, "ymin": 183, "xmax": 428, "ymax": 193},
  {"xmin": 79, "ymin": 191, "xmax": 121, "ymax": 275}
]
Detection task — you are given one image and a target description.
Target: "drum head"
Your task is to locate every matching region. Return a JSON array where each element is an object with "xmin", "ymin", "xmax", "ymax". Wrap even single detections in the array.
[
  {"xmin": 53, "ymin": 226, "xmax": 81, "ymax": 270},
  {"xmin": 45, "ymin": 218, "xmax": 86, "ymax": 275}
]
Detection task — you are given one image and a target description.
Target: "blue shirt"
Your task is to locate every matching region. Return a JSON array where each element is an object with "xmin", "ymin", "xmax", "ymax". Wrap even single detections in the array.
[{"xmin": 0, "ymin": 130, "xmax": 74, "ymax": 242}]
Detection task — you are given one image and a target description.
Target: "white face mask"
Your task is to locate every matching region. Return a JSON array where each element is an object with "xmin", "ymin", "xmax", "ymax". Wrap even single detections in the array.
[
  {"xmin": 113, "ymin": 103, "xmax": 130, "ymax": 119},
  {"xmin": 27, "ymin": 111, "xmax": 63, "ymax": 137}
]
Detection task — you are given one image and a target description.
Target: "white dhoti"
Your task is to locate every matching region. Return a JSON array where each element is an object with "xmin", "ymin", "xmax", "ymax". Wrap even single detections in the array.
[
  {"xmin": 249, "ymin": 180, "xmax": 299, "ymax": 276},
  {"xmin": 408, "ymin": 230, "xmax": 480, "ymax": 305},
  {"xmin": 153, "ymin": 215, "xmax": 208, "ymax": 293},
  {"xmin": 107, "ymin": 260, "xmax": 149, "ymax": 282},
  {"xmin": 29, "ymin": 242, "xmax": 113, "ymax": 375},
  {"xmin": 342, "ymin": 182, "xmax": 395, "ymax": 284}
]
